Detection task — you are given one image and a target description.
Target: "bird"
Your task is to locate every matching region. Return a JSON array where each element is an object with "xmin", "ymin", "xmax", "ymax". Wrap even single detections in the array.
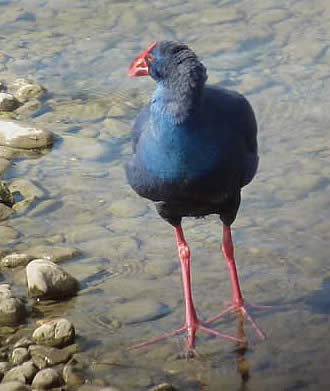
[{"xmin": 125, "ymin": 40, "xmax": 265, "ymax": 354}]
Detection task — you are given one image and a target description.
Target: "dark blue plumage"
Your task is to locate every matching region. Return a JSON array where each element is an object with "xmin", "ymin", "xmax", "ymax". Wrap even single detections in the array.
[
  {"xmin": 126, "ymin": 41, "xmax": 264, "ymax": 353},
  {"xmin": 126, "ymin": 41, "xmax": 258, "ymax": 226}
]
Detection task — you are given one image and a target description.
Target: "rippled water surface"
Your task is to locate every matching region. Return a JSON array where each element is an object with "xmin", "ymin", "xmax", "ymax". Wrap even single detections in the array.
[{"xmin": 1, "ymin": 0, "xmax": 330, "ymax": 389}]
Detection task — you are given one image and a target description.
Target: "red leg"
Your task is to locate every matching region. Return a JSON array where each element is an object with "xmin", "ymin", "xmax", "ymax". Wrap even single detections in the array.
[
  {"xmin": 206, "ymin": 224, "xmax": 266, "ymax": 339},
  {"xmin": 130, "ymin": 224, "xmax": 242, "ymax": 352}
]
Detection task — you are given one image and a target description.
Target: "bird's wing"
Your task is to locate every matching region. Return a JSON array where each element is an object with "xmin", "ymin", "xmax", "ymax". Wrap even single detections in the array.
[{"xmin": 131, "ymin": 102, "xmax": 151, "ymax": 153}]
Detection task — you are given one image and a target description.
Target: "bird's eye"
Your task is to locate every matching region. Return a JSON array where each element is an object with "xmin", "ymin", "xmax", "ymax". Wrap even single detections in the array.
[{"xmin": 145, "ymin": 53, "xmax": 154, "ymax": 64}]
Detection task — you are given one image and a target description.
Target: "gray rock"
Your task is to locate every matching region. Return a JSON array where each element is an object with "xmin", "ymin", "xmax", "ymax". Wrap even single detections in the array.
[
  {"xmin": 10, "ymin": 348, "xmax": 29, "ymax": 366},
  {"xmin": 149, "ymin": 384, "xmax": 178, "ymax": 391},
  {"xmin": 25, "ymin": 245, "xmax": 80, "ymax": 263},
  {"xmin": 31, "ymin": 368, "xmax": 62, "ymax": 389},
  {"xmin": 0, "ymin": 285, "xmax": 26, "ymax": 326},
  {"xmin": 32, "ymin": 368, "xmax": 63, "ymax": 390},
  {"xmin": 26, "ymin": 259, "xmax": 79, "ymax": 300},
  {"xmin": 0, "ymin": 361, "xmax": 10, "ymax": 376},
  {"xmin": 0, "ymin": 204, "xmax": 14, "ymax": 221},
  {"xmin": 0, "ymin": 254, "xmax": 33, "ymax": 269},
  {"xmin": 0, "ymin": 93, "xmax": 20, "ymax": 112},
  {"xmin": 0, "ymin": 181, "xmax": 14, "ymax": 207},
  {"xmin": 62, "ymin": 359, "xmax": 85, "ymax": 386},
  {"xmin": 14, "ymin": 337, "xmax": 33, "ymax": 349},
  {"xmin": 8, "ymin": 179, "xmax": 44, "ymax": 201},
  {"xmin": 29, "ymin": 344, "xmax": 71, "ymax": 369},
  {"xmin": 0, "ymin": 120, "xmax": 53, "ymax": 149},
  {"xmin": 2, "ymin": 367, "xmax": 26, "ymax": 384},
  {"xmin": 0, "ymin": 158, "xmax": 9, "ymax": 175},
  {"xmin": 32, "ymin": 318, "xmax": 75, "ymax": 348},
  {"xmin": 0, "ymin": 81, "xmax": 7, "ymax": 92},
  {"xmin": 12, "ymin": 78, "xmax": 46, "ymax": 103},
  {"xmin": 3, "ymin": 361, "xmax": 37, "ymax": 384},
  {"xmin": 0, "ymin": 226, "xmax": 19, "ymax": 243},
  {"xmin": 0, "ymin": 381, "xmax": 30, "ymax": 391}
]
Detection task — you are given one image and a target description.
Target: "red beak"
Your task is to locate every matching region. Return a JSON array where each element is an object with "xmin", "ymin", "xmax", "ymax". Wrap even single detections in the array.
[{"xmin": 128, "ymin": 41, "xmax": 157, "ymax": 77}]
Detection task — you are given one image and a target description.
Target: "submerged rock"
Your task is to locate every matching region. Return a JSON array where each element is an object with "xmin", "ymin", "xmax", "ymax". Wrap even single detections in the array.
[
  {"xmin": 0, "ymin": 93, "xmax": 20, "ymax": 112},
  {"xmin": 0, "ymin": 181, "xmax": 14, "ymax": 208},
  {"xmin": 32, "ymin": 318, "xmax": 75, "ymax": 348},
  {"xmin": 25, "ymin": 245, "xmax": 80, "ymax": 263},
  {"xmin": 0, "ymin": 284, "xmax": 26, "ymax": 326},
  {"xmin": 0, "ymin": 204, "xmax": 14, "ymax": 221},
  {"xmin": 0, "ymin": 254, "xmax": 33, "ymax": 269},
  {"xmin": 0, "ymin": 120, "xmax": 53, "ymax": 149},
  {"xmin": 0, "ymin": 157, "xmax": 10, "ymax": 175},
  {"xmin": 12, "ymin": 78, "xmax": 46, "ymax": 103},
  {"xmin": 26, "ymin": 259, "xmax": 79, "ymax": 300}
]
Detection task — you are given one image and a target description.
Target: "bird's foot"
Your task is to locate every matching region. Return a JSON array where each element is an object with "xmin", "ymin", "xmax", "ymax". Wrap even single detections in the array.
[
  {"xmin": 206, "ymin": 301, "xmax": 271, "ymax": 340},
  {"xmin": 128, "ymin": 320, "xmax": 243, "ymax": 354}
]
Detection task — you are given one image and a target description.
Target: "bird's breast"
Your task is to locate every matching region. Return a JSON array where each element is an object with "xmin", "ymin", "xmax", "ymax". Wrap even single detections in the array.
[{"xmin": 138, "ymin": 122, "xmax": 219, "ymax": 181}]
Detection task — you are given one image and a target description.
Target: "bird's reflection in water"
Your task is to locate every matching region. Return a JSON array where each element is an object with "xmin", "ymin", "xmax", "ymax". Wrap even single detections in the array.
[
  {"xmin": 234, "ymin": 311, "xmax": 250, "ymax": 389},
  {"xmin": 192, "ymin": 311, "xmax": 251, "ymax": 390}
]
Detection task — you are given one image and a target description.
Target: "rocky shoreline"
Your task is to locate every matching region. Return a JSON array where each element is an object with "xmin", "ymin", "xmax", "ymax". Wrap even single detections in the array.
[{"xmin": 0, "ymin": 78, "xmax": 178, "ymax": 391}]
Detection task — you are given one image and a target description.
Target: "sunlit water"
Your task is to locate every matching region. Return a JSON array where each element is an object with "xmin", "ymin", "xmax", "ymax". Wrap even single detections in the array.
[{"xmin": 1, "ymin": 0, "xmax": 330, "ymax": 389}]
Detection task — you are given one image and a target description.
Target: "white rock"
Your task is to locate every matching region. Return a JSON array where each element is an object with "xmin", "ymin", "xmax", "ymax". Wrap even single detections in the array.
[
  {"xmin": 26, "ymin": 259, "xmax": 79, "ymax": 300},
  {"xmin": 0, "ymin": 120, "xmax": 53, "ymax": 149}
]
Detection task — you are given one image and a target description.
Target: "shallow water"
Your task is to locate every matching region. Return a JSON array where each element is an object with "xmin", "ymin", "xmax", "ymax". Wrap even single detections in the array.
[{"xmin": 1, "ymin": 0, "xmax": 330, "ymax": 389}]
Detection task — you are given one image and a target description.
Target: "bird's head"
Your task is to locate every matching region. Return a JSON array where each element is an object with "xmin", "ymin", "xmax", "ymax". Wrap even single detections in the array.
[{"xmin": 128, "ymin": 41, "xmax": 207, "ymax": 86}]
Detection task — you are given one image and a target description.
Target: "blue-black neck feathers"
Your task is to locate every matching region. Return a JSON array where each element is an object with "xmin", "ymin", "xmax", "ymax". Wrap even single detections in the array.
[{"xmin": 148, "ymin": 41, "xmax": 207, "ymax": 124}]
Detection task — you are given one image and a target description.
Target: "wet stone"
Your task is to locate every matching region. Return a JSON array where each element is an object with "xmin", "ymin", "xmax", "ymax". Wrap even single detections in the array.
[
  {"xmin": 0, "ymin": 284, "xmax": 26, "ymax": 326},
  {"xmin": 0, "ymin": 93, "xmax": 20, "ymax": 112},
  {"xmin": 26, "ymin": 259, "xmax": 80, "ymax": 300},
  {"xmin": 10, "ymin": 348, "xmax": 29, "ymax": 366},
  {"xmin": 110, "ymin": 298, "xmax": 171, "ymax": 325},
  {"xmin": 0, "ymin": 254, "xmax": 32, "ymax": 269},
  {"xmin": 2, "ymin": 361, "xmax": 37, "ymax": 384},
  {"xmin": 2, "ymin": 367, "xmax": 26, "ymax": 384},
  {"xmin": 8, "ymin": 179, "xmax": 44, "ymax": 201},
  {"xmin": 31, "ymin": 367, "xmax": 62, "ymax": 389},
  {"xmin": 0, "ymin": 181, "xmax": 14, "ymax": 207},
  {"xmin": 0, "ymin": 381, "xmax": 30, "ymax": 391},
  {"xmin": 29, "ymin": 344, "xmax": 71, "ymax": 369},
  {"xmin": 62, "ymin": 358, "xmax": 85, "ymax": 386},
  {"xmin": 32, "ymin": 318, "xmax": 75, "ymax": 348},
  {"xmin": 0, "ymin": 120, "xmax": 54, "ymax": 149},
  {"xmin": 109, "ymin": 198, "xmax": 149, "ymax": 218},
  {"xmin": 12, "ymin": 78, "xmax": 46, "ymax": 102},
  {"xmin": 0, "ymin": 361, "xmax": 10, "ymax": 377},
  {"xmin": 14, "ymin": 337, "xmax": 33, "ymax": 349},
  {"xmin": 0, "ymin": 157, "xmax": 10, "ymax": 175},
  {"xmin": 0, "ymin": 227, "xmax": 19, "ymax": 244},
  {"xmin": 0, "ymin": 204, "xmax": 14, "ymax": 221},
  {"xmin": 25, "ymin": 245, "xmax": 80, "ymax": 263},
  {"xmin": 0, "ymin": 81, "xmax": 7, "ymax": 92},
  {"xmin": 149, "ymin": 384, "xmax": 178, "ymax": 391}
]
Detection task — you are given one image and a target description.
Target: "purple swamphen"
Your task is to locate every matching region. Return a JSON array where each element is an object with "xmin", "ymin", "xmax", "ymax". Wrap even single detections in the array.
[{"xmin": 126, "ymin": 41, "xmax": 265, "ymax": 353}]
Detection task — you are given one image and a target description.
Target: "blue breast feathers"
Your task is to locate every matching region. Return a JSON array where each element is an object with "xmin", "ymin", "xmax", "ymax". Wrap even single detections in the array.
[{"xmin": 137, "ymin": 116, "xmax": 219, "ymax": 181}]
